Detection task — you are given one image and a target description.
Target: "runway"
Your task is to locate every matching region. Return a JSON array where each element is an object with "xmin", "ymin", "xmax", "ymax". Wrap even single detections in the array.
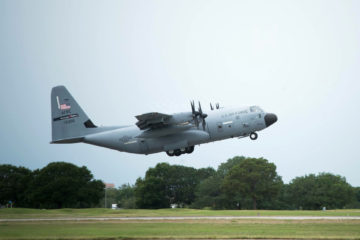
[{"xmin": 2, "ymin": 216, "xmax": 360, "ymax": 222}]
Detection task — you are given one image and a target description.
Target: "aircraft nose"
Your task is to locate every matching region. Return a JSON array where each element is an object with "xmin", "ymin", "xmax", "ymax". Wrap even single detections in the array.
[{"xmin": 265, "ymin": 113, "xmax": 277, "ymax": 127}]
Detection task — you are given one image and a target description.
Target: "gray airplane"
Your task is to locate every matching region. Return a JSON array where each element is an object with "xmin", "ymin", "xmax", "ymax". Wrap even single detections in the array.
[{"xmin": 51, "ymin": 86, "xmax": 277, "ymax": 156}]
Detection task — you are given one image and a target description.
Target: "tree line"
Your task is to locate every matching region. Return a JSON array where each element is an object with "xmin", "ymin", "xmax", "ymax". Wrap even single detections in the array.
[
  {"xmin": 1, "ymin": 157, "xmax": 359, "ymax": 209},
  {"xmin": 0, "ymin": 162, "xmax": 104, "ymax": 208},
  {"xmin": 103, "ymin": 157, "xmax": 360, "ymax": 210}
]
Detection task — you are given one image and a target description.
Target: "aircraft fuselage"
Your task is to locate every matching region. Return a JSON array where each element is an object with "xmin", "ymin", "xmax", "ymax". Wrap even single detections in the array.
[
  {"xmin": 50, "ymin": 86, "xmax": 277, "ymax": 157},
  {"xmin": 82, "ymin": 106, "xmax": 276, "ymax": 155}
]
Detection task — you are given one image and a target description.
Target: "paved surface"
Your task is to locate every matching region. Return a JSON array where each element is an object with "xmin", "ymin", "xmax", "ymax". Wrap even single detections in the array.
[{"xmin": 2, "ymin": 216, "xmax": 360, "ymax": 222}]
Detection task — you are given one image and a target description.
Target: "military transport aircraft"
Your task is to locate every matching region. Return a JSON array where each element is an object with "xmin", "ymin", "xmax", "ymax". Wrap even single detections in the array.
[{"xmin": 51, "ymin": 86, "xmax": 277, "ymax": 156}]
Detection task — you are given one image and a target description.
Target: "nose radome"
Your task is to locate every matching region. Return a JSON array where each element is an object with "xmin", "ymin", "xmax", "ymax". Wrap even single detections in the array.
[{"xmin": 265, "ymin": 113, "xmax": 277, "ymax": 127}]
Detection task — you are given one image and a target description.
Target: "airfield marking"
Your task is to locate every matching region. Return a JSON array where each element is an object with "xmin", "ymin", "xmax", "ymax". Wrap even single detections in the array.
[{"xmin": 2, "ymin": 216, "xmax": 360, "ymax": 222}]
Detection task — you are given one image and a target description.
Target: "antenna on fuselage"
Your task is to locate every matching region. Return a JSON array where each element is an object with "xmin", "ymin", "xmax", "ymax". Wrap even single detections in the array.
[{"xmin": 210, "ymin": 103, "xmax": 220, "ymax": 110}]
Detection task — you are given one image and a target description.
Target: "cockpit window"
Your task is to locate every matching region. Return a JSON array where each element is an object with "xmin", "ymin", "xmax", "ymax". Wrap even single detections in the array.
[{"xmin": 250, "ymin": 106, "xmax": 264, "ymax": 113}]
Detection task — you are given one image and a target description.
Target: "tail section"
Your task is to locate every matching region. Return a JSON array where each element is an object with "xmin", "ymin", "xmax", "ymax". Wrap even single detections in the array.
[{"xmin": 51, "ymin": 86, "xmax": 97, "ymax": 143}]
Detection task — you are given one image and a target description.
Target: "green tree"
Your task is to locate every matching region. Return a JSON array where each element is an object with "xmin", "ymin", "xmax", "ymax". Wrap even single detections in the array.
[
  {"xmin": 222, "ymin": 157, "xmax": 283, "ymax": 210},
  {"xmin": 135, "ymin": 176, "xmax": 168, "ymax": 208},
  {"xmin": 135, "ymin": 163, "xmax": 215, "ymax": 208},
  {"xmin": 191, "ymin": 175, "xmax": 232, "ymax": 209},
  {"xmin": 350, "ymin": 187, "xmax": 360, "ymax": 208},
  {"xmin": 117, "ymin": 184, "xmax": 136, "ymax": 209},
  {"xmin": 217, "ymin": 156, "xmax": 247, "ymax": 178},
  {"xmin": 274, "ymin": 184, "xmax": 295, "ymax": 210},
  {"xmin": 287, "ymin": 173, "xmax": 355, "ymax": 210},
  {"xmin": 196, "ymin": 167, "xmax": 216, "ymax": 182},
  {"xmin": 355, "ymin": 187, "xmax": 360, "ymax": 203},
  {"xmin": 0, "ymin": 165, "xmax": 33, "ymax": 207},
  {"xmin": 28, "ymin": 162, "xmax": 104, "ymax": 209}
]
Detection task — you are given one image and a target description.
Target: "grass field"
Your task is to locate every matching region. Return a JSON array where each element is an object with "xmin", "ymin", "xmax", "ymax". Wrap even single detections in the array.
[
  {"xmin": 1, "ymin": 219, "xmax": 360, "ymax": 239},
  {"xmin": 1, "ymin": 209, "xmax": 360, "ymax": 239},
  {"xmin": 1, "ymin": 208, "xmax": 360, "ymax": 219}
]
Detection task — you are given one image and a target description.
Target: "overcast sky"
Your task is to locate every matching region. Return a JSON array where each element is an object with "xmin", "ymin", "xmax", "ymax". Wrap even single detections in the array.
[{"xmin": 1, "ymin": 0, "xmax": 360, "ymax": 187}]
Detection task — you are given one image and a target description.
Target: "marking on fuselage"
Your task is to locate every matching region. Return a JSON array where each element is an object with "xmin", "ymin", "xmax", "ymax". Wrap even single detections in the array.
[
  {"xmin": 56, "ymin": 96, "xmax": 60, "ymax": 109},
  {"xmin": 176, "ymin": 121, "xmax": 190, "ymax": 126},
  {"xmin": 221, "ymin": 110, "xmax": 248, "ymax": 118},
  {"xmin": 124, "ymin": 140, "xmax": 137, "ymax": 145},
  {"xmin": 53, "ymin": 114, "xmax": 79, "ymax": 122},
  {"xmin": 223, "ymin": 121, "xmax": 233, "ymax": 125}
]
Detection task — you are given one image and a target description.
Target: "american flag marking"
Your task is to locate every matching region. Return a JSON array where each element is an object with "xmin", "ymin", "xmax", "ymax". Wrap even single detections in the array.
[{"xmin": 60, "ymin": 103, "xmax": 71, "ymax": 110}]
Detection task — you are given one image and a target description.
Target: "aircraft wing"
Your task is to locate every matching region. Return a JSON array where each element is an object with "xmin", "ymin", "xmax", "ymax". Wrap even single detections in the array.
[{"xmin": 135, "ymin": 112, "xmax": 172, "ymax": 130}]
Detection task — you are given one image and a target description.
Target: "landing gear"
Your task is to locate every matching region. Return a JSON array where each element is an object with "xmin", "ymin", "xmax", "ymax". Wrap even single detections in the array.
[
  {"xmin": 166, "ymin": 150, "xmax": 175, "ymax": 156},
  {"xmin": 186, "ymin": 146, "xmax": 194, "ymax": 154},
  {"xmin": 250, "ymin": 132, "xmax": 258, "ymax": 140},
  {"xmin": 174, "ymin": 149, "xmax": 181, "ymax": 156},
  {"xmin": 166, "ymin": 146, "xmax": 195, "ymax": 157}
]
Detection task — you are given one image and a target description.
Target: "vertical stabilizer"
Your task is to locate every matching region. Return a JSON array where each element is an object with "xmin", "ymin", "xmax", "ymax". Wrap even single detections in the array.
[{"xmin": 51, "ymin": 86, "xmax": 97, "ymax": 143}]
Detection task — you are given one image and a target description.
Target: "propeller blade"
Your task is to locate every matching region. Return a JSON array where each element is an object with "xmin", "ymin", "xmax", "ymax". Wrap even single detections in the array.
[
  {"xmin": 216, "ymin": 103, "xmax": 219, "ymax": 109},
  {"xmin": 198, "ymin": 101, "xmax": 203, "ymax": 115},
  {"xmin": 190, "ymin": 100, "xmax": 199, "ymax": 127},
  {"xmin": 210, "ymin": 103, "xmax": 213, "ymax": 110},
  {"xmin": 197, "ymin": 101, "xmax": 208, "ymax": 130}
]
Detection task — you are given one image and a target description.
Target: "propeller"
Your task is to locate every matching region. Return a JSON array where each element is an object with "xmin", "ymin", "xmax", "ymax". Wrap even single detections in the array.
[
  {"xmin": 210, "ymin": 103, "xmax": 214, "ymax": 110},
  {"xmin": 216, "ymin": 103, "xmax": 219, "ymax": 109},
  {"xmin": 198, "ymin": 102, "xmax": 208, "ymax": 130},
  {"xmin": 190, "ymin": 101, "xmax": 207, "ymax": 130}
]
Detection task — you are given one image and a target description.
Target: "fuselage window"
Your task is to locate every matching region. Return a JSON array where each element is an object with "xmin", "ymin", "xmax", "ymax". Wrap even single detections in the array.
[{"xmin": 250, "ymin": 106, "xmax": 264, "ymax": 113}]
